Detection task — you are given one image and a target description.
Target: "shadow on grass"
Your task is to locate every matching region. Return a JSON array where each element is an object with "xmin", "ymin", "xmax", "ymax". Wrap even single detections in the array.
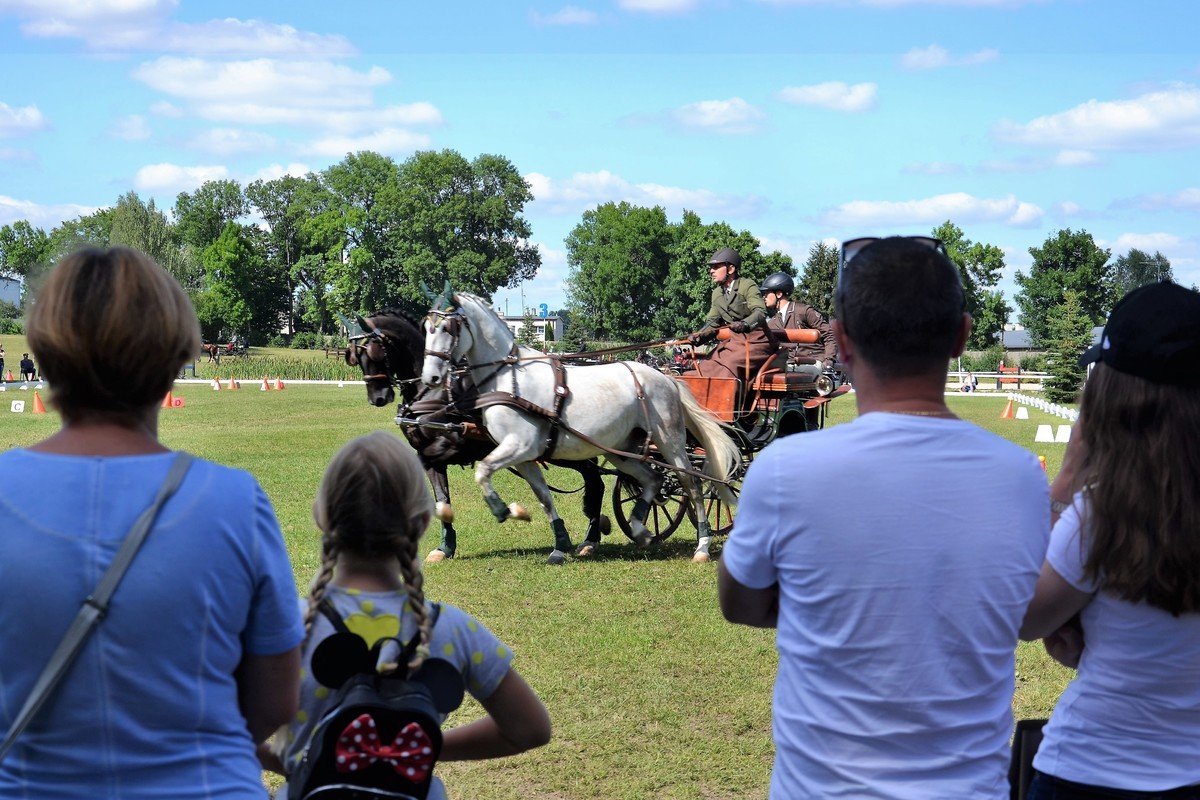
[{"xmin": 433, "ymin": 535, "xmax": 726, "ymax": 564}]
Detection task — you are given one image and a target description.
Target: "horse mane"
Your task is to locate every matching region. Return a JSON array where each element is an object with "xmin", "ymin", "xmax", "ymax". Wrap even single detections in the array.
[{"xmin": 366, "ymin": 306, "xmax": 423, "ymax": 333}]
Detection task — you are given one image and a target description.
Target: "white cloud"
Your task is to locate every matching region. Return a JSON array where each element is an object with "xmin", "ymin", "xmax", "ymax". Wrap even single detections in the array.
[
  {"xmin": 1109, "ymin": 232, "xmax": 1185, "ymax": 254},
  {"xmin": 0, "ymin": 194, "xmax": 97, "ymax": 229},
  {"xmin": 1117, "ymin": 187, "xmax": 1200, "ymax": 212},
  {"xmin": 134, "ymin": 163, "xmax": 229, "ymax": 194},
  {"xmin": 1052, "ymin": 149, "xmax": 1099, "ymax": 167},
  {"xmin": 157, "ymin": 18, "xmax": 356, "ymax": 57},
  {"xmin": 133, "ymin": 58, "xmax": 391, "ymax": 106},
  {"xmin": 618, "ymin": 0, "xmax": 697, "ymax": 12},
  {"xmin": 900, "ymin": 44, "xmax": 998, "ymax": 70},
  {"xmin": 995, "ymin": 83, "xmax": 1200, "ymax": 151},
  {"xmin": 150, "ymin": 101, "xmax": 184, "ymax": 117},
  {"xmin": 300, "ymin": 128, "xmax": 431, "ymax": 158},
  {"xmin": 110, "ymin": 114, "xmax": 151, "ymax": 141},
  {"xmin": 187, "ymin": 128, "xmax": 276, "ymax": 156},
  {"xmin": 760, "ymin": 0, "xmax": 1041, "ymax": 6},
  {"xmin": 902, "ymin": 161, "xmax": 963, "ymax": 175},
  {"xmin": 0, "ymin": 146, "xmax": 35, "ymax": 161},
  {"xmin": 1054, "ymin": 201, "xmax": 1082, "ymax": 215},
  {"xmin": 778, "ymin": 81, "xmax": 877, "ymax": 112},
  {"xmin": 533, "ymin": 241, "xmax": 569, "ymax": 282},
  {"xmin": 247, "ymin": 162, "xmax": 312, "ymax": 182},
  {"xmin": 822, "ymin": 192, "xmax": 1043, "ymax": 228},
  {"xmin": 195, "ymin": 102, "xmax": 441, "ymax": 133},
  {"xmin": 530, "ymin": 6, "xmax": 598, "ymax": 25},
  {"xmin": 672, "ymin": 97, "xmax": 764, "ymax": 134},
  {"xmin": 525, "ymin": 170, "xmax": 765, "ymax": 218},
  {"xmin": 0, "ymin": 102, "xmax": 48, "ymax": 135}
]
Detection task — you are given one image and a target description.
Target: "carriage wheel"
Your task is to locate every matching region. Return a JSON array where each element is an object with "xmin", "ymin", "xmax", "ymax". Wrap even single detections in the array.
[
  {"xmin": 687, "ymin": 480, "xmax": 741, "ymax": 538},
  {"xmin": 611, "ymin": 472, "xmax": 689, "ymax": 544}
]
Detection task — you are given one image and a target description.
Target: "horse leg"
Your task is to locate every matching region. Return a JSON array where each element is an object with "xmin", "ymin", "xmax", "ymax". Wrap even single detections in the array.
[
  {"xmin": 607, "ymin": 456, "xmax": 663, "ymax": 548},
  {"xmin": 659, "ymin": 444, "xmax": 713, "ymax": 563},
  {"xmin": 474, "ymin": 438, "xmax": 538, "ymax": 524},
  {"xmin": 425, "ymin": 466, "xmax": 456, "ymax": 562},
  {"xmin": 574, "ymin": 459, "xmax": 608, "ymax": 558},
  {"xmin": 512, "ymin": 462, "xmax": 574, "ymax": 565}
]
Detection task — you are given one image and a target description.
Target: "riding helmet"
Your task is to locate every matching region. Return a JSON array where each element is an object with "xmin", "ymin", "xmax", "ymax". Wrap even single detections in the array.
[
  {"xmin": 707, "ymin": 247, "xmax": 742, "ymax": 268},
  {"xmin": 760, "ymin": 272, "xmax": 795, "ymax": 296}
]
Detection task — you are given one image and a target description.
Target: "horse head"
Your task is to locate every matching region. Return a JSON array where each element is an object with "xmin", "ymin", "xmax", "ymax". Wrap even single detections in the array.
[
  {"xmin": 421, "ymin": 293, "xmax": 514, "ymax": 388},
  {"xmin": 347, "ymin": 310, "xmax": 424, "ymax": 407}
]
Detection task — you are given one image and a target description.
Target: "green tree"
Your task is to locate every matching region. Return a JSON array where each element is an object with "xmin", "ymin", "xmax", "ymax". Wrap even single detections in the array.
[
  {"xmin": 517, "ymin": 308, "xmax": 539, "ymax": 346},
  {"xmin": 193, "ymin": 223, "xmax": 285, "ymax": 342},
  {"xmin": 564, "ymin": 202, "xmax": 672, "ymax": 341},
  {"xmin": 795, "ymin": 241, "xmax": 837, "ymax": 315},
  {"xmin": 1112, "ymin": 248, "xmax": 1172, "ymax": 297},
  {"xmin": 1042, "ymin": 290, "xmax": 1094, "ymax": 403},
  {"xmin": 932, "ymin": 221, "xmax": 1007, "ymax": 348},
  {"xmin": 0, "ymin": 220, "xmax": 50, "ymax": 281},
  {"xmin": 655, "ymin": 210, "xmax": 792, "ymax": 338},
  {"xmin": 173, "ymin": 180, "xmax": 247, "ymax": 251},
  {"xmin": 1015, "ymin": 228, "xmax": 1114, "ymax": 347},
  {"xmin": 391, "ymin": 149, "xmax": 539, "ymax": 311},
  {"xmin": 108, "ymin": 191, "xmax": 197, "ymax": 290}
]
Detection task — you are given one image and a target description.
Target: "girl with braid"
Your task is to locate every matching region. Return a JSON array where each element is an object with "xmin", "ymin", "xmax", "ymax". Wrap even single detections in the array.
[{"xmin": 266, "ymin": 431, "xmax": 551, "ymax": 799}]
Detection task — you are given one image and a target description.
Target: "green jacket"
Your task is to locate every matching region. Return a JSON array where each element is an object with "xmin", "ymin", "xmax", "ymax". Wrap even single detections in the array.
[{"xmin": 697, "ymin": 277, "xmax": 767, "ymax": 339}]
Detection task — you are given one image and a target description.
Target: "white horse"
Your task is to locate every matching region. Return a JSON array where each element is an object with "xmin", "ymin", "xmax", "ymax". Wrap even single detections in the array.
[{"xmin": 421, "ymin": 293, "xmax": 739, "ymax": 564}]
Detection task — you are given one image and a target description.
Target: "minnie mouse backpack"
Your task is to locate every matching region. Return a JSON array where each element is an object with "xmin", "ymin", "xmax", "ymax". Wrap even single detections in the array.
[{"xmin": 290, "ymin": 601, "xmax": 465, "ymax": 800}]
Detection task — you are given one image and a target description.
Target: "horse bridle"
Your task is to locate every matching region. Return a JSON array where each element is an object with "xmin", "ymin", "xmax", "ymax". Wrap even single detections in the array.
[{"xmin": 422, "ymin": 309, "xmax": 465, "ymax": 369}]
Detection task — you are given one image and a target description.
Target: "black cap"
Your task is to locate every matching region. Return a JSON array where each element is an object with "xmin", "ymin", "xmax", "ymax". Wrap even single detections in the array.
[
  {"xmin": 708, "ymin": 247, "xmax": 741, "ymax": 268},
  {"xmin": 1079, "ymin": 281, "xmax": 1200, "ymax": 386}
]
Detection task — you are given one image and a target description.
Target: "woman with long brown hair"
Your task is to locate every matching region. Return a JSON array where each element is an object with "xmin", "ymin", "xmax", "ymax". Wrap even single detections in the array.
[{"xmin": 1020, "ymin": 281, "xmax": 1200, "ymax": 799}]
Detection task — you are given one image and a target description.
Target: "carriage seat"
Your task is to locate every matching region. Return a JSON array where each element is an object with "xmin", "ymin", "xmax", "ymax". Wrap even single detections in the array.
[{"xmin": 748, "ymin": 351, "xmax": 819, "ymax": 393}]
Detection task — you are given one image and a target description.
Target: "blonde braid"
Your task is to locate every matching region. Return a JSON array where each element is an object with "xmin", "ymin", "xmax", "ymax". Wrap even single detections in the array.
[
  {"xmin": 396, "ymin": 529, "xmax": 431, "ymax": 673},
  {"xmin": 303, "ymin": 538, "xmax": 340, "ymax": 642}
]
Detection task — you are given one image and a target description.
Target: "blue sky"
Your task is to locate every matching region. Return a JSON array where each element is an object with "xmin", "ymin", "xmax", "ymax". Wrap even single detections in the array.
[{"xmin": 1, "ymin": 0, "xmax": 1198, "ymax": 318}]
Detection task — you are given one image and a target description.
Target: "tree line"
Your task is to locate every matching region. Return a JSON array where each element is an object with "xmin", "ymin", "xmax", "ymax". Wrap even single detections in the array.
[{"xmin": 0, "ymin": 148, "xmax": 1184, "ymax": 363}]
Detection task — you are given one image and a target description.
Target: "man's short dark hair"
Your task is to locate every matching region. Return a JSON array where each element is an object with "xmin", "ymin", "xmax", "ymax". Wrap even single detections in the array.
[{"xmin": 835, "ymin": 237, "xmax": 965, "ymax": 378}]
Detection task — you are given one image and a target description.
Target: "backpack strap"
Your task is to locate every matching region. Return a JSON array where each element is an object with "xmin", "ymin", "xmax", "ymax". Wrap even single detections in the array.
[
  {"xmin": 316, "ymin": 597, "xmax": 352, "ymax": 635},
  {"xmin": 374, "ymin": 602, "xmax": 443, "ymax": 673}
]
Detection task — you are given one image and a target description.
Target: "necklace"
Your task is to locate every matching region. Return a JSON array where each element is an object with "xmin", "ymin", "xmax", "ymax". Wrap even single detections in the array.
[{"xmin": 888, "ymin": 409, "xmax": 956, "ymax": 418}]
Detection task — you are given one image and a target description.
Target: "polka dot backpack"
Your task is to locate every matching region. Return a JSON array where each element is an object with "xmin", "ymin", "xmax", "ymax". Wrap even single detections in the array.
[{"xmin": 291, "ymin": 601, "xmax": 465, "ymax": 800}]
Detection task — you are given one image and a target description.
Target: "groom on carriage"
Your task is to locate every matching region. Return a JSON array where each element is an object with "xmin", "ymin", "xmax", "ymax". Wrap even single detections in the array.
[{"xmin": 683, "ymin": 247, "xmax": 777, "ymax": 383}]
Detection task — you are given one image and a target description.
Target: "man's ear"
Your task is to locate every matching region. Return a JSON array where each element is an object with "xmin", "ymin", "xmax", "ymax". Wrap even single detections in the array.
[
  {"xmin": 832, "ymin": 319, "xmax": 853, "ymax": 366},
  {"xmin": 951, "ymin": 313, "xmax": 973, "ymax": 358}
]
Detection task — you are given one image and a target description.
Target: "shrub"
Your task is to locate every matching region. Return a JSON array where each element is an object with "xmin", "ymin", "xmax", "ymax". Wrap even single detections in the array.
[
  {"xmin": 1018, "ymin": 353, "xmax": 1047, "ymax": 372},
  {"xmin": 291, "ymin": 331, "xmax": 323, "ymax": 350},
  {"xmin": 266, "ymin": 334, "xmax": 288, "ymax": 348}
]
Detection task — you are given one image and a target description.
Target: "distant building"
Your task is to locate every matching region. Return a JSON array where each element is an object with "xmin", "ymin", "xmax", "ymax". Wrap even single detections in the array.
[
  {"xmin": 0, "ymin": 277, "xmax": 20, "ymax": 307},
  {"xmin": 500, "ymin": 314, "xmax": 564, "ymax": 343},
  {"xmin": 997, "ymin": 323, "xmax": 1103, "ymax": 352}
]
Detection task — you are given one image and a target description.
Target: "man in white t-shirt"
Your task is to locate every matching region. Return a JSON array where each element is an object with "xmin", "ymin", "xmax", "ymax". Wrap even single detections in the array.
[{"xmin": 718, "ymin": 236, "xmax": 1049, "ymax": 799}]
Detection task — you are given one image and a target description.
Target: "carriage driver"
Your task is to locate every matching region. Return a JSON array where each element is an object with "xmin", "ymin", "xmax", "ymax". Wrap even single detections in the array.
[
  {"xmin": 684, "ymin": 247, "xmax": 776, "ymax": 382},
  {"xmin": 759, "ymin": 272, "xmax": 838, "ymax": 377}
]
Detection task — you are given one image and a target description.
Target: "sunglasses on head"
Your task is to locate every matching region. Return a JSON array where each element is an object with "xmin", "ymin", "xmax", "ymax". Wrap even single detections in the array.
[{"xmin": 838, "ymin": 236, "xmax": 946, "ymax": 275}]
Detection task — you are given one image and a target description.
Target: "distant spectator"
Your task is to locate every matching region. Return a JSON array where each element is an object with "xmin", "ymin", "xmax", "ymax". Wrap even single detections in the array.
[
  {"xmin": 1020, "ymin": 282, "xmax": 1200, "ymax": 799},
  {"xmin": 19, "ymin": 352, "xmax": 35, "ymax": 381},
  {"xmin": 960, "ymin": 371, "xmax": 978, "ymax": 392},
  {"xmin": 719, "ymin": 236, "xmax": 1048, "ymax": 799},
  {"xmin": 0, "ymin": 343, "xmax": 5, "ymax": 379}
]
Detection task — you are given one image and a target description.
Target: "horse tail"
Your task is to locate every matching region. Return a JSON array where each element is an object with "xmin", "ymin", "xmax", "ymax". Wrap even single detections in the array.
[{"xmin": 676, "ymin": 383, "xmax": 740, "ymax": 506}]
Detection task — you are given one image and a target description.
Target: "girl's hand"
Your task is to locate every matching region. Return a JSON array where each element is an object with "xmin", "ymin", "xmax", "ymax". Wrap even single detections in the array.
[{"xmin": 1043, "ymin": 616, "xmax": 1084, "ymax": 670}]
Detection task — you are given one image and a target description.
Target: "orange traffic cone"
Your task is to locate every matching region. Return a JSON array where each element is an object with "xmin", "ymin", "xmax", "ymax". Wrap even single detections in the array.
[
  {"xmin": 32, "ymin": 391, "xmax": 47, "ymax": 414},
  {"xmin": 227, "ymin": 377, "xmax": 239, "ymax": 390},
  {"xmin": 4, "ymin": 370, "xmax": 12, "ymax": 381},
  {"xmin": 211, "ymin": 378, "xmax": 221, "ymax": 391},
  {"xmin": 260, "ymin": 376, "xmax": 271, "ymax": 391},
  {"xmin": 274, "ymin": 377, "xmax": 285, "ymax": 390},
  {"xmin": 161, "ymin": 391, "xmax": 173, "ymax": 409},
  {"xmin": 1000, "ymin": 398, "xmax": 1014, "ymax": 419}
]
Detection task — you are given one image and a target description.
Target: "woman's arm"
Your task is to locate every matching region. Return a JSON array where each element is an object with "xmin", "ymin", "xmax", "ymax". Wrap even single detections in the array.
[
  {"xmin": 1019, "ymin": 561, "xmax": 1092, "ymax": 641},
  {"xmin": 440, "ymin": 669, "xmax": 551, "ymax": 761},
  {"xmin": 236, "ymin": 647, "xmax": 302, "ymax": 743}
]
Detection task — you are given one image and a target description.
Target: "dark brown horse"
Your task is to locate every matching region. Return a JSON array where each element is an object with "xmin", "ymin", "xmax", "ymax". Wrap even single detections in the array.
[
  {"xmin": 201, "ymin": 343, "xmax": 221, "ymax": 365},
  {"xmin": 347, "ymin": 309, "xmax": 608, "ymax": 562}
]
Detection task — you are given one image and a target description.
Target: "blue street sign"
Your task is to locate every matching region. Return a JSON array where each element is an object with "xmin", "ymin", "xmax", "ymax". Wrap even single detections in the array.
[{"xmin": 538, "ymin": 303, "xmax": 548, "ymax": 318}]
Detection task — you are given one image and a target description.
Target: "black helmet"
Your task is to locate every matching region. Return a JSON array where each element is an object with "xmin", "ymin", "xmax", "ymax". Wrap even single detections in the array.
[
  {"xmin": 760, "ymin": 272, "xmax": 794, "ymax": 296},
  {"xmin": 707, "ymin": 247, "xmax": 742, "ymax": 268}
]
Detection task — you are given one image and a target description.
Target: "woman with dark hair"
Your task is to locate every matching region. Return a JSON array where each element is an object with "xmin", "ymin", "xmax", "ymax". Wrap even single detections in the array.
[
  {"xmin": 1020, "ymin": 282, "xmax": 1200, "ymax": 799},
  {"xmin": 0, "ymin": 247, "xmax": 303, "ymax": 799}
]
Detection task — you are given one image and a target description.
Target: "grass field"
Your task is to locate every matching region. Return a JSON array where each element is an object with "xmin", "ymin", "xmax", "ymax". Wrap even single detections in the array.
[{"xmin": 2, "ymin": 384, "xmax": 1077, "ymax": 799}]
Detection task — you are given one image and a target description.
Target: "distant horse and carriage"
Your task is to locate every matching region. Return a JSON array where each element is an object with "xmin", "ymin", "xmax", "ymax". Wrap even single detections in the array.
[
  {"xmin": 344, "ymin": 289, "xmax": 847, "ymax": 564},
  {"xmin": 201, "ymin": 339, "xmax": 249, "ymax": 364}
]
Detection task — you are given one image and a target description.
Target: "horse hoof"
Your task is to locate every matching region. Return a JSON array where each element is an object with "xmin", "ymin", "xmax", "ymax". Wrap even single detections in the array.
[
  {"xmin": 598, "ymin": 515, "xmax": 612, "ymax": 537},
  {"xmin": 575, "ymin": 542, "xmax": 598, "ymax": 558},
  {"xmin": 425, "ymin": 549, "xmax": 448, "ymax": 563},
  {"xmin": 546, "ymin": 549, "xmax": 567, "ymax": 566},
  {"xmin": 434, "ymin": 502, "xmax": 454, "ymax": 523},
  {"xmin": 509, "ymin": 503, "xmax": 532, "ymax": 521},
  {"xmin": 692, "ymin": 550, "xmax": 711, "ymax": 563}
]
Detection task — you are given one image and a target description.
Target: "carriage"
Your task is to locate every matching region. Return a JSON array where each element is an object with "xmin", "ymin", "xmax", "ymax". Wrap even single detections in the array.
[{"xmin": 607, "ymin": 328, "xmax": 849, "ymax": 544}]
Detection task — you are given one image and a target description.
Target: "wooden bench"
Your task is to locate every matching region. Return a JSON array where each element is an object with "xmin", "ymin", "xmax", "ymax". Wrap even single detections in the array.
[
  {"xmin": 324, "ymin": 346, "xmax": 345, "ymax": 359},
  {"xmin": 996, "ymin": 365, "xmax": 1021, "ymax": 389}
]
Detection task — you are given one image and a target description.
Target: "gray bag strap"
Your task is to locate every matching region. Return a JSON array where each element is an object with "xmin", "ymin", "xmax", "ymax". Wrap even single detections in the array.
[{"xmin": 0, "ymin": 452, "xmax": 194, "ymax": 763}]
